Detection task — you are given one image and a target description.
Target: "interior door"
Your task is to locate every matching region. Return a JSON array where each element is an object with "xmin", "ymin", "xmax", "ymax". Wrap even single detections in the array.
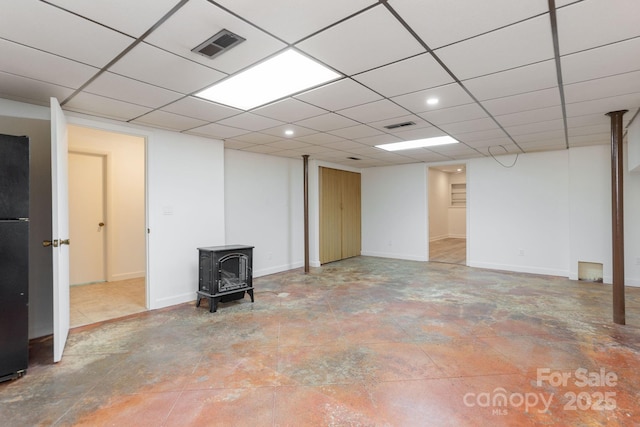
[
  {"xmin": 50, "ymin": 98, "xmax": 70, "ymax": 363},
  {"xmin": 69, "ymin": 152, "xmax": 106, "ymax": 285}
]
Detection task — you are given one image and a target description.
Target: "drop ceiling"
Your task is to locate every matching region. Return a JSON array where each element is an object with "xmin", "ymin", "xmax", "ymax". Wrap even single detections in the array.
[{"xmin": 0, "ymin": 0, "xmax": 638, "ymax": 168}]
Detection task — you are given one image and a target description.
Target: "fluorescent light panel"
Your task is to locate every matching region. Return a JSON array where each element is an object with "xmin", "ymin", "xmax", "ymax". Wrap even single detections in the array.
[
  {"xmin": 195, "ymin": 49, "xmax": 340, "ymax": 110},
  {"xmin": 376, "ymin": 136, "xmax": 458, "ymax": 151}
]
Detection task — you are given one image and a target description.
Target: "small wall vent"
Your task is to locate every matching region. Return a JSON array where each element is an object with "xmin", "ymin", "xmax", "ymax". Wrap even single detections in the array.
[
  {"xmin": 384, "ymin": 121, "xmax": 416, "ymax": 130},
  {"xmin": 192, "ymin": 29, "xmax": 245, "ymax": 59}
]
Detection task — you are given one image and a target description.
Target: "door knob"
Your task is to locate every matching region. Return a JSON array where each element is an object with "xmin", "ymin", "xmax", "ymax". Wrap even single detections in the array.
[
  {"xmin": 60, "ymin": 239, "xmax": 70, "ymax": 246},
  {"xmin": 99, "ymin": 222, "xmax": 105, "ymax": 227},
  {"xmin": 42, "ymin": 239, "xmax": 59, "ymax": 247}
]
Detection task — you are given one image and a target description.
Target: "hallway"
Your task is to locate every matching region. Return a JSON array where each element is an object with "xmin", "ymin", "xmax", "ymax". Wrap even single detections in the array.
[{"xmin": 2, "ymin": 257, "xmax": 639, "ymax": 426}]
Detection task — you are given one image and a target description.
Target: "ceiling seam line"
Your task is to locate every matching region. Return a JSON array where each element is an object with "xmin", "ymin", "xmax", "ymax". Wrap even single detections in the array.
[
  {"xmin": 60, "ymin": 0, "xmax": 190, "ymax": 107},
  {"xmin": 548, "ymin": 0, "xmax": 570, "ymax": 150},
  {"xmin": 382, "ymin": 1, "xmax": 525, "ymax": 154}
]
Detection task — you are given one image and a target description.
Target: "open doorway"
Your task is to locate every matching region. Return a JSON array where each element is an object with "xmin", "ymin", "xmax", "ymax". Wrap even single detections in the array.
[
  {"xmin": 67, "ymin": 126, "xmax": 146, "ymax": 327},
  {"xmin": 428, "ymin": 165, "xmax": 466, "ymax": 265}
]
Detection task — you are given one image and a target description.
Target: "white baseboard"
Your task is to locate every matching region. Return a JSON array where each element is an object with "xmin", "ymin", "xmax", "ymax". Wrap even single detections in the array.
[
  {"xmin": 151, "ymin": 292, "xmax": 195, "ymax": 310},
  {"xmin": 360, "ymin": 251, "xmax": 428, "ymax": 262},
  {"xmin": 253, "ymin": 261, "xmax": 304, "ymax": 278},
  {"xmin": 467, "ymin": 261, "xmax": 569, "ymax": 278},
  {"xmin": 110, "ymin": 271, "xmax": 145, "ymax": 281}
]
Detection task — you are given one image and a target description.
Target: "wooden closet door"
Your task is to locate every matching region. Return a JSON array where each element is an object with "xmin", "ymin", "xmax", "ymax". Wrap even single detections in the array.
[
  {"xmin": 319, "ymin": 167, "xmax": 361, "ymax": 264},
  {"xmin": 320, "ymin": 167, "xmax": 342, "ymax": 264},
  {"xmin": 341, "ymin": 170, "xmax": 361, "ymax": 259}
]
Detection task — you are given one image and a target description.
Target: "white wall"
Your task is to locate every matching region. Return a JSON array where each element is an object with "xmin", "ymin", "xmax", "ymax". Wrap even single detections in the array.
[
  {"xmin": 362, "ymin": 163, "xmax": 428, "ymax": 261},
  {"xmin": 428, "ymin": 168, "xmax": 448, "ymax": 241},
  {"xmin": 68, "ymin": 126, "xmax": 145, "ymax": 282},
  {"xmin": 224, "ymin": 149, "xmax": 303, "ymax": 277},
  {"xmin": 467, "ymin": 150, "xmax": 571, "ymax": 276},
  {"xmin": 568, "ymin": 144, "xmax": 612, "ymax": 282},
  {"xmin": 624, "ymin": 141, "xmax": 640, "ymax": 286},
  {"xmin": 146, "ymin": 130, "xmax": 225, "ymax": 309}
]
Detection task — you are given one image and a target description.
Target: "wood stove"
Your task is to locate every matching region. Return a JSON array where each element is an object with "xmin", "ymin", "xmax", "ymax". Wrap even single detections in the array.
[{"xmin": 196, "ymin": 245, "xmax": 254, "ymax": 312}]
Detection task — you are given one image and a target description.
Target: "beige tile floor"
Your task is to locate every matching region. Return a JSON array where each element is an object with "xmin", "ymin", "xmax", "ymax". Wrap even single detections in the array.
[{"xmin": 70, "ymin": 277, "xmax": 146, "ymax": 328}]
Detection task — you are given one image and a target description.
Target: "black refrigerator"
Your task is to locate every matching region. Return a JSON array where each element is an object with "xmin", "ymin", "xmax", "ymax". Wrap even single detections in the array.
[{"xmin": 0, "ymin": 133, "xmax": 29, "ymax": 382}]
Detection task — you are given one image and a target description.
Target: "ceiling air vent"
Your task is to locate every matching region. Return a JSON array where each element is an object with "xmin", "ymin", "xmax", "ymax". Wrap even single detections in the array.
[
  {"xmin": 384, "ymin": 121, "xmax": 416, "ymax": 130},
  {"xmin": 192, "ymin": 29, "xmax": 245, "ymax": 59}
]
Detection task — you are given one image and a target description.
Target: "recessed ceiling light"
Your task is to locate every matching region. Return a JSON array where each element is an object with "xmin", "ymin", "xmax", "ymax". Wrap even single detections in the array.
[
  {"xmin": 195, "ymin": 49, "xmax": 340, "ymax": 110},
  {"xmin": 284, "ymin": 129, "xmax": 294, "ymax": 136},
  {"xmin": 426, "ymin": 97, "xmax": 439, "ymax": 105},
  {"xmin": 376, "ymin": 136, "xmax": 458, "ymax": 151}
]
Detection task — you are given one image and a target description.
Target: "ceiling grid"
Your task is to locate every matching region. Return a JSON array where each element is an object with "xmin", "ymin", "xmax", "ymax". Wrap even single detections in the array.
[{"xmin": 0, "ymin": 0, "xmax": 637, "ymax": 167}]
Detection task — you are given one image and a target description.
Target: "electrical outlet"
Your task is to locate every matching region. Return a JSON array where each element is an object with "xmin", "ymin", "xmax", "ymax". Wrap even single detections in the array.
[{"xmin": 518, "ymin": 249, "xmax": 525, "ymax": 256}]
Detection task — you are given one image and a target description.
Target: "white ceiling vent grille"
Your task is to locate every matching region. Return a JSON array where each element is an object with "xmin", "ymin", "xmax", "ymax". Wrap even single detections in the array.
[{"xmin": 192, "ymin": 29, "xmax": 245, "ymax": 59}]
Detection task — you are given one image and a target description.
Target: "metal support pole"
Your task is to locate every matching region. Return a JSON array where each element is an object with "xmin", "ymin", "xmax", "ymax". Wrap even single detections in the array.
[
  {"xmin": 302, "ymin": 155, "xmax": 310, "ymax": 274},
  {"xmin": 606, "ymin": 110, "xmax": 627, "ymax": 325}
]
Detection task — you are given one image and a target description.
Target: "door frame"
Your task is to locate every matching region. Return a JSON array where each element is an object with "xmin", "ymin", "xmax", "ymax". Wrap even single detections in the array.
[{"xmin": 68, "ymin": 149, "xmax": 112, "ymax": 284}]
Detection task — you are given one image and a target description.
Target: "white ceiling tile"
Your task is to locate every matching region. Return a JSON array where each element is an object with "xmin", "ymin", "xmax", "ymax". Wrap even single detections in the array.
[
  {"xmin": 399, "ymin": 149, "xmax": 451, "ymax": 162},
  {"xmin": 390, "ymin": 0, "xmax": 548, "ymax": 49},
  {"xmin": 353, "ymin": 53, "xmax": 454, "ymax": 97},
  {"xmin": 0, "ymin": 0, "xmax": 133, "ymax": 68},
  {"xmin": 329, "ymin": 125, "xmax": 383, "ymax": 139},
  {"xmin": 231, "ymin": 133, "xmax": 280, "ymax": 144},
  {"xmin": 561, "ymin": 37, "xmax": 640, "ymax": 84},
  {"xmin": 454, "ymin": 128, "xmax": 509, "ymax": 142},
  {"xmin": 296, "ymin": 6, "xmax": 424, "ymax": 75},
  {"xmin": 261, "ymin": 124, "xmax": 317, "ymax": 138},
  {"xmin": 217, "ymin": 113, "xmax": 284, "ymax": 131},
  {"xmin": 557, "ymin": 0, "xmax": 640, "ymax": 55},
  {"xmin": 564, "ymin": 70, "xmax": 640, "ymax": 104},
  {"xmin": 295, "ymin": 133, "xmax": 346, "ymax": 144},
  {"xmin": 131, "ymin": 110, "xmax": 208, "ymax": 131},
  {"xmin": 566, "ymin": 113, "xmax": 610, "ymax": 129},
  {"xmin": 338, "ymin": 100, "xmax": 407, "ymax": 123},
  {"xmin": 568, "ymin": 124, "xmax": 609, "ymax": 137},
  {"xmin": 565, "ymin": 92, "xmax": 640, "ymax": 118},
  {"xmin": 243, "ymin": 144, "xmax": 283, "ymax": 154},
  {"xmin": 161, "ymin": 97, "xmax": 242, "ymax": 122},
  {"xmin": 0, "ymin": 72, "xmax": 74, "ymax": 106},
  {"xmin": 494, "ymin": 106, "xmax": 564, "ymax": 128},
  {"xmin": 465, "ymin": 137, "xmax": 514, "ymax": 149},
  {"xmin": 264, "ymin": 140, "xmax": 311, "ymax": 150},
  {"xmin": 481, "ymin": 88, "xmax": 561, "ymax": 116},
  {"xmin": 419, "ymin": 103, "xmax": 488, "ymax": 126},
  {"xmin": 84, "ymin": 72, "xmax": 183, "ymax": 108},
  {"xmin": 322, "ymin": 140, "xmax": 368, "ymax": 151},
  {"xmin": 355, "ymin": 134, "xmax": 403, "ymax": 146},
  {"xmin": 440, "ymin": 118, "xmax": 499, "ymax": 135},
  {"xmin": 214, "ymin": 0, "xmax": 372, "ymax": 43},
  {"xmin": 463, "ymin": 60, "xmax": 558, "ymax": 101},
  {"xmin": 145, "ymin": 0, "xmax": 286, "ymax": 75},
  {"xmin": 253, "ymin": 98, "xmax": 327, "ymax": 122},
  {"xmin": 393, "ymin": 127, "xmax": 446, "ymax": 141},
  {"xmin": 296, "ymin": 113, "xmax": 359, "ymax": 132},
  {"xmin": 295, "ymin": 78, "xmax": 382, "ymax": 111},
  {"xmin": 186, "ymin": 123, "xmax": 248, "ymax": 139},
  {"xmin": 48, "ymin": 0, "xmax": 180, "ymax": 38},
  {"xmin": 63, "ymin": 92, "xmax": 152, "ymax": 121},
  {"xmin": 392, "ymin": 83, "xmax": 475, "ymax": 114},
  {"xmin": 476, "ymin": 144, "xmax": 522, "ymax": 156},
  {"xmin": 435, "ymin": 15, "xmax": 554, "ymax": 80},
  {"xmin": 512, "ymin": 129, "xmax": 565, "ymax": 143},
  {"xmin": 504, "ymin": 119, "xmax": 564, "ymax": 136},
  {"xmin": 224, "ymin": 140, "xmax": 256, "ymax": 150},
  {"xmin": 0, "ymin": 40, "xmax": 98, "ymax": 89},
  {"xmin": 110, "ymin": 43, "xmax": 226, "ymax": 94}
]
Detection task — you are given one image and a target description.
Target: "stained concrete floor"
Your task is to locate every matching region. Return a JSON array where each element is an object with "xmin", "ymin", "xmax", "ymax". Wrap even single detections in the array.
[{"xmin": 1, "ymin": 256, "xmax": 639, "ymax": 426}]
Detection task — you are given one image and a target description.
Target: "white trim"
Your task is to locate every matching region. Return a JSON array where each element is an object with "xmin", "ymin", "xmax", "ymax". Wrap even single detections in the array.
[
  {"xmin": 468, "ymin": 261, "xmax": 569, "ymax": 278},
  {"xmin": 361, "ymin": 251, "xmax": 428, "ymax": 262}
]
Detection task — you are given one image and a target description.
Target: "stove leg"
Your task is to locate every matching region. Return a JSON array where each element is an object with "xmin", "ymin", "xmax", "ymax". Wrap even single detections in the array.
[
  {"xmin": 210, "ymin": 297, "xmax": 219, "ymax": 313},
  {"xmin": 247, "ymin": 289, "xmax": 254, "ymax": 303}
]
